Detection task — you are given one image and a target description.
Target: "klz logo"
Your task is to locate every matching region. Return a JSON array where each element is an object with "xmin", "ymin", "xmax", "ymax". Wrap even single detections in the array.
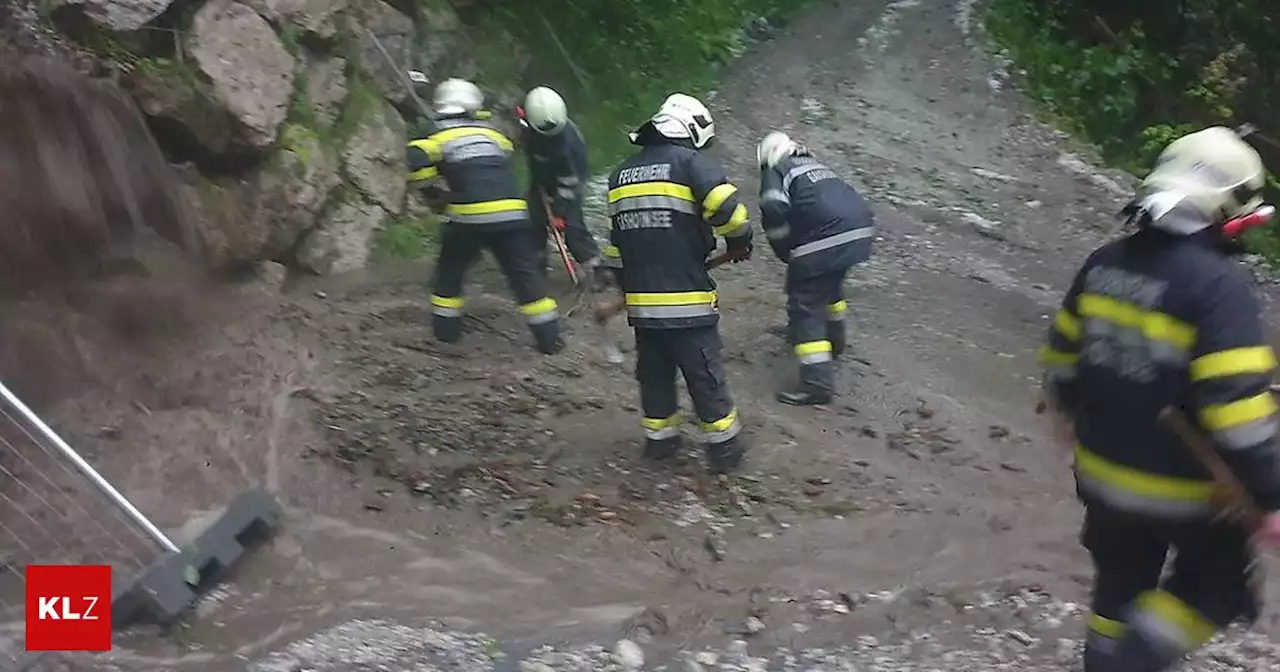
[{"xmin": 25, "ymin": 565, "xmax": 112, "ymax": 652}]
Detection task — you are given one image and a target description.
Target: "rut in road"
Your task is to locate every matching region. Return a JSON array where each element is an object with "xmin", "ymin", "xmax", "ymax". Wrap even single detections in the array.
[{"xmin": 29, "ymin": 0, "xmax": 1280, "ymax": 670}]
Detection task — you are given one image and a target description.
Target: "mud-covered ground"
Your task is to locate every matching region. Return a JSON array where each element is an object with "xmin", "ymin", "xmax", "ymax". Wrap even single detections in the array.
[{"xmin": 10, "ymin": 0, "xmax": 1280, "ymax": 670}]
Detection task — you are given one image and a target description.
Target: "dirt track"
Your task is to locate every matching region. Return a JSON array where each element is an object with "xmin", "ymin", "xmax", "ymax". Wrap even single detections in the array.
[{"xmin": 18, "ymin": 0, "xmax": 1280, "ymax": 670}]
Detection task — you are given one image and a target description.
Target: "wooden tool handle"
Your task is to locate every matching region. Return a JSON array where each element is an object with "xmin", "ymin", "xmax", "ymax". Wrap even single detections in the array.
[{"xmin": 1158, "ymin": 406, "xmax": 1266, "ymax": 534}]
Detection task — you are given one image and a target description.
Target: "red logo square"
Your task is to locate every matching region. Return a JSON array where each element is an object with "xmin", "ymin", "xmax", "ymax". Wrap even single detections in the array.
[{"xmin": 25, "ymin": 565, "xmax": 112, "ymax": 652}]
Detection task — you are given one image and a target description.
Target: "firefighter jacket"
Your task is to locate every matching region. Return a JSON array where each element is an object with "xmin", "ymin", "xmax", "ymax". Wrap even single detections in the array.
[
  {"xmin": 759, "ymin": 152, "xmax": 875, "ymax": 279},
  {"xmin": 406, "ymin": 114, "xmax": 528, "ymax": 231},
  {"xmin": 521, "ymin": 120, "xmax": 588, "ymax": 218},
  {"xmin": 604, "ymin": 137, "xmax": 752, "ymax": 329},
  {"xmin": 1040, "ymin": 219, "xmax": 1280, "ymax": 520}
]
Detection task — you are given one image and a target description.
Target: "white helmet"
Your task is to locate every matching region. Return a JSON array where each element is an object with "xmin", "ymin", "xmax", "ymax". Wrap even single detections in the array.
[
  {"xmin": 757, "ymin": 131, "xmax": 799, "ymax": 168},
  {"xmin": 1142, "ymin": 126, "xmax": 1265, "ymax": 224},
  {"xmin": 433, "ymin": 78, "xmax": 483, "ymax": 116},
  {"xmin": 524, "ymin": 86, "xmax": 568, "ymax": 135},
  {"xmin": 648, "ymin": 93, "xmax": 715, "ymax": 148}
]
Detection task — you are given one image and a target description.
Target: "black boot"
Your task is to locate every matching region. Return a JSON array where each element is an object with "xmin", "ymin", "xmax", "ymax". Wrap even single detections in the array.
[
  {"xmin": 776, "ymin": 389, "xmax": 833, "ymax": 406},
  {"xmin": 644, "ymin": 435, "xmax": 682, "ymax": 460},
  {"xmin": 779, "ymin": 361, "xmax": 835, "ymax": 406},
  {"xmin": 530, "ymin": 320, "xmax": 565, "ymax": 354},
  {"xmin": 433, "ymin": 314, "xmax": 463, "ymax": 343},
  {"xmin": 828, "ymin": 321, "xmax": 847, "ymax": 358},
  {"xmin": 706, "ymin": 435, "xmax": 746, "ymax": 473}
]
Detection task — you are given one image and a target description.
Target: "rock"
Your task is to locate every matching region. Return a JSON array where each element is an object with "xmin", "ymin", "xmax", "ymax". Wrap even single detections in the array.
[
  {"xmin": 694, "ymin": 651, "xmax": 718, "ymax": 666},
  {"xmin": 346, "ymin": 1, "xmax": 415, "ymax": 105},
  {"xmin": 243, "ymin": 0, "xmax": 347, "ymax": 38},
  {"xmin": 51, "ymin": 0, "xmax": 175, "ymax": 32},
  {"xmin": 342, "ymin": 101, "xmax": 407, "ymax": 213},
  {"xmin": 123, "ymin": 60, "xmax": 238, "ymax": 156},
  {"xmin": 256, "ymin": 261, "xmax": 288, "ymax": 290},
  {"xmin": 518, "ymin": 662, "xmax": 555, "ymax": 672},
  {"xmin": 187, "ymin": 0, "xmax": 297, "ymax": 150},
  {"xmin": 302, "ymin": 56, "xmax": 348, "ymax": 126},
  {"xmin": 255, "ymin": 129, "xmax": 342, "ymax": 257},
  {"xmin": 612, "ymin": 639, "xmax": 644, "ymax": 670},
  {"xmin": 297, "ymin": 200, "xmax": 386, "ymax": 274},
  {"xmin": 745, "ymin": 616, "xmax": 766, "ymax": 634},
  {"xmin": 173, "ymin": 165, "xmax": 266, "ymax": 266}
]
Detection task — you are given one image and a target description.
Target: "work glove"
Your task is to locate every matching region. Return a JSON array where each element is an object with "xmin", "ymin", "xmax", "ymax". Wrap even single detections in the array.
[
  {"xmin": 725, "ymin": 236, "xmax": 753, "ymax": 263},
  {"xmin": 550, "ymin": 215, "xmax": 567, "ymax": 232}
]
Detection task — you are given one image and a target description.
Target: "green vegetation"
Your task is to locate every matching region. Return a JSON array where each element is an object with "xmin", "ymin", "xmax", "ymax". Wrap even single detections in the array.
[
  {"xmin": 374, "ymin": 213, "xmax": 439, "ymax": 261},
  {"xmin": 984, "ymin": 0, "xmax": 1280, "ymax": 258},
  {"xmin": 488, "ymin": 0, "xmax": 809, "ymax": 169}
]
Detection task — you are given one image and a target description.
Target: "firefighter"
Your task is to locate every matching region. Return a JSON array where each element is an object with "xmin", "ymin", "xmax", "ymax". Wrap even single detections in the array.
[
  {"xmin": 757, "ymin": 132, "xmax": 874, "ymax": 406},
  {"xmin": 606, "ymin": 93, "xmax": 753, "ymax": 473},
  {"xmin": 406, "ymin": 78, "xmax": 563, "ymax": 354},
  {"xmin": 518, "ymin": 86, "xmax": 612, "ymax": 289},
  {"xmin": 1038, "ymin": 126, "xmax": 1280, "ymax": 672}
]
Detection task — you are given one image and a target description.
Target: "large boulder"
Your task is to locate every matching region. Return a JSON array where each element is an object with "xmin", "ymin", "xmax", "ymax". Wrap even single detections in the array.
[
  {"xmin": 123, "ymin": 61, "xmax": 239, "ymax": 156},
  {"xmin": 186, "ymin": 0, "xmax": 296, "ymax": 151},
  {"xmin": 50, "ymin": 0, "xmax": 176, "ymax": 32},
  {"xmin": 342, "ymin": 101, "xmax": 407, "ymax": 214},
  {"xmin": 296, "ymin": 200, "xmax": 386, "ymax": 274},
  {"xmin": 346, "ymin": 1, "xmax": 415, "ymax": 107},
  {"xmin": 255, "ymin": 129, "xmax": 343, "ymax": 257},
  {"xmin": 302, "ymin": 55, "xmax": 348, "ymax": 127},
  {"xmin": 242, "ymin": 0, "xmax": 348, "ymax": 39},
  {"xmin": 172, "ymin": 165, "xmax": 267, "ymax": 267}
]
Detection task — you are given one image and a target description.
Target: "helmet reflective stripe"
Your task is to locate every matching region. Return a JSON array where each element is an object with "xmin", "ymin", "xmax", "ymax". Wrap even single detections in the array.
[
  {"xmin": 650, "ymin": 93, "xmax": 715, "ymax": 148},
  {"xmin": 524, "ymin": 86, "xmax": 568, "ymax": 135},
  {"xmin": 433, "ymin": 78, "xmax": 483, "ymax": 116},
  {"xmin": 1141, "ymin": 126, "xmax": 1265, "ymax": 225},
  {"xmin": 757, "ymin": 131, "xmax": 797, "ymax": 168}
]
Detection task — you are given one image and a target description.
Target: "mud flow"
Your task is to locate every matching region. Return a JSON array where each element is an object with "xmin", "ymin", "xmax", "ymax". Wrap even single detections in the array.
[{"xmin": 6, "ymin": 0, "xmax": 1280, "ymax": 671}]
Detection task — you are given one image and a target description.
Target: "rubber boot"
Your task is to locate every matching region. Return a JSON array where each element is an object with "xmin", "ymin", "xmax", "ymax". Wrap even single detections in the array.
[
  {"xmin": 433, "ymin": 314, "xmax": 463, "ymax": 343},
  {"xmin": 644, "ymin": 435, "xmax": 682, "ymax": 460},
  {"xmin": 530, "ymin": 320, "xmax": 565, "ymax": 354},
  {"xmin": 706, "ymin": 435, "xmax": 746, "ymax": 473},
  {"xmin": 778, "ymin": 361, "xmax": 835, "ymax": 406},
  {"xmin": 1106, "ymin": 631, "xmax": 1176, "ymax": 672},
  {"xmin": 828, "ymin": 320, "xmax": 847, "ymax": 358}
]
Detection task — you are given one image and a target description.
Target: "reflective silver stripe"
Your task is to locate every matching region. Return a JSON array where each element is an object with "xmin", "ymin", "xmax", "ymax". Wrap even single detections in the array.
[
  {"xmin": 556, "ymin": 186, "xmax": 576, "ymax": 200},
  {"xmin": 442, "ymin": 135, "xmax": 509, "ymax": 159},
  {"xmin": 827, "ymin": 313, "xmax": 845, "ymax": 322},
  {"xmin": 782, "ymin": 163, "xmax": 824, "ymax": 191},
  {"xmin": 527, "ymin": 309, "xmax": 559, "ymax": 325},
  {"xmin": 704, "ymin": 418, "xmax": 742, "ymax": 444},
  {"xmin": 1044, "ymin": 364, "xmax": 1076, "ymax": 382},
  {"xmin": 1129, "ymin": 610, "xmax": 1197, "ymax": 654},
  {"xmin": 558, "ymin": 175, "xmax": 580, "ymax": 186},
  {"xmin": 433, "ymin": 306, "xmax": 463, "ymax": 318},
  {"xmin": 761, "ymin": 188, "xmax": 790, "ymax": 205},
  {"xmin": 627, "ymin": 304, "xmax": 717, "ymax": 320},
  {"xmin": 1074, "ymin": 472, "xmax": 1212, "ymax": 520},
  {"xmin": 791, "ymin": 226, "xmax": 875, "ymax": 259},
  {"xmin": 601, "ymin": 257, "xmax": 623, "ymax": 268},
  {"xmin": 609, "ymin": 195, "xmax": 698, "ymax": 215},
  {"xmin": 766, "ymin": 224, "xmax": 791, "ymax": 240},
  {"xmin": 1215, "ymin": 416, "xmax": 1279, "ymax": 450},
  {"xmin": 799, "ymin": 352, "xmax": 832, "ymax": 365},
  {"xmin": 644, "ymin": 426, "xmax": 680, "ymax": 440},
  {"xmin": 446, "ymin": 207, "xmax": 528, "ymax": 224},
  {"xmin": 1081, "ymin": 320, "xmax": 1188, "ymax": 364}
]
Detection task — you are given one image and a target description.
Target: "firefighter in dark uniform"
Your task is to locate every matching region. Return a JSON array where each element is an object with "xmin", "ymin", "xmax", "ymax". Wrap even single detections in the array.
[
  {"xmin": 517, "ymin": 86, "xmax": 612, "ymax": 289},
  {"xmin": 756, "ymin": 132, "xmax": 875, "ymax": 406},
  {"xmin": 1039, "ymin": 126, "xmax": 1280, "ymax": 672},
  {"xmin": 606, "ymin": 93, "xmax": 753, "ymax": 473},
  {"xmin": 406, "ymin": 78, "xmax": 563, "ymax": 354}
]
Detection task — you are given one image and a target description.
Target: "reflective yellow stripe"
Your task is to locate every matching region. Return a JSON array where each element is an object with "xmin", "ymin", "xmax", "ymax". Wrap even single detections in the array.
[
  {"xmin": 625, "ymin": 291, "xmax": 717, "ymax": 306},
  {"xmin": 519, "ymin": 297, "xmax": 558, "ymax": 316},
  {"xmin": 428, "ymin": 126, "xmax": 513, "ymax": 152},
  {"xmin": 1074, "ymin": 445, "xmax": 1215, "ymax": 501},
  {"xmin": 603, "ymin": 244, "xmax": 621, "ymax": 258},
  {"xmin": 430, "ymin": 295, "xmax": 465, "ymax": 309},
  {"xmin": 1190, "ymin": 346, "xmax": 1278, "ymax": 381},
  {"xmin": 1200, "ymin": 392, "xmax": 1277, "ymax": 431},
  {"xmin": 641, "ymin": 413, "xmax": 682, "ymax": 430},
  {"xmin": 446, "ymin": 199, "xmax": 527, "ymax": 216},
  {"xmin": 712, "ymin": 203, "xmax": 749, "ymax": 236},
  {"xmin": 702, "ymin": 183, "xmax": 737, "ymax": 219},
  {"xmin": 607, "ymin": 182, "xmax": 695, "ymax": 203},
  {"xmin": 410, "ymin": 166, "xmax": 439, "ymax": 182},
  {"xmin": 1038, "ymin": 345, "xmax": 1078, "ymax": 367},
  {"xmin": 1076, "ymin": 294, "xmax": 1196, "ymax": 349},
  {"xmin": 408, "ymin": 138, "xmax": 441, "ymax": 161},
  {"xmin": 1136, "ymin": 590, "xmax": 1215, "ymax": 649},
  {"xmin": 1053, "ymin": 308, "xmax": 1081, "ymax": 341},
  {"xmin": 1088, "ymin": 614, "xmax": 1125, "ymax": 638},
  {"xmin": 827, "ymin": 300, "xmax": 847, "ymax": 315},
  {"xmin": 701, "ymin": 409, "xmax": 738, "ymax": 433},
  {"xmin": 794, "ymin": 341, "xmax": 833, "ymax": 356}
]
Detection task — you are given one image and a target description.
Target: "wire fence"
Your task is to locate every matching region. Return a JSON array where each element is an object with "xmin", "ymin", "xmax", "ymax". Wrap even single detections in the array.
[{"xmin": 0, "ymin": 382, "xmax": 174, "ymax": 671}]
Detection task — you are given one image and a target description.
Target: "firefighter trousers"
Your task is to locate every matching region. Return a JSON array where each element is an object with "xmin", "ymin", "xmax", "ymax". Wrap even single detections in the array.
[
  {"xmin": 1080, "ymin": 506, "xmax": 1261, "ymax": 672},
  {"xmin": 429, "ymin": 224, "xmax": 563, "ymax": 354},
  {"xmin": 784, "ymin": 267, "xmax": 850, "ymax": 396},
  {"xmin": 634, "ymin": 326, "xmax": 746, "ymax": 473},
  {"xmin": 527, "ymin": 186, "xmax": 601, "ymax": 272}
]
